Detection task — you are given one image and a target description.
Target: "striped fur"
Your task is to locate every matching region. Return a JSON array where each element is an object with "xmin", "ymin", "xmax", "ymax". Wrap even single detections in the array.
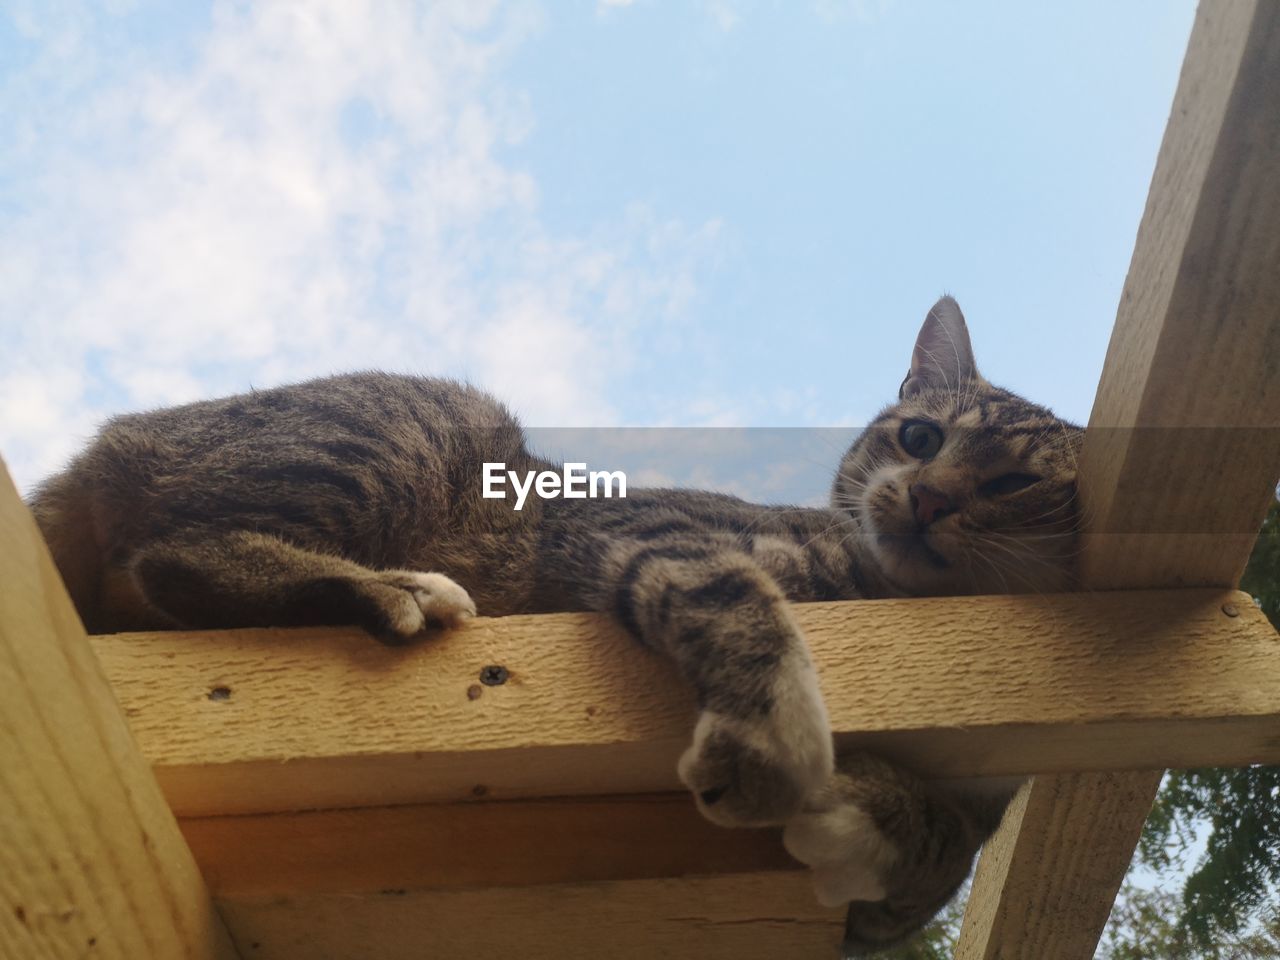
[{"xmin": 28, "ymin": 297, "xmax": 1082, "ymax": 955}]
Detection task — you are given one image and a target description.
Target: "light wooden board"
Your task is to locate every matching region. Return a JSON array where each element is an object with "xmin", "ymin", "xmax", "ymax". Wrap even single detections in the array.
[
  {"xmin": 93, "ymin": 586, "xmax": 1280, "ymax": 817},
  {"xmin": 215, "ymin": 873, "xmax": 842, "ymax": 960},
  {"xmin": 179, "ymin": 794, "xmax": 797, "ymax": 898},
  {"xmin": 0, "ymin": 460, "xmax": 239, "ymax": 960},
  {"xmin": 956, "ymin": 771, "xmax": 1164, "ymax": 960},
  {"xmin": 957, "ymin": 1, "xmax": 1280, "ymax": 956},
  {"xmin": 1080, "ymin": 0, "xmax": 1280, "ymax": 590}
]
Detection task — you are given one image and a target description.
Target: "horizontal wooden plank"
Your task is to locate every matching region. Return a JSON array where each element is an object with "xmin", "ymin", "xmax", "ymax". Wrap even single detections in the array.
[
  {"xmin": 94, "ymin": 587, "xmax": 1280, "ymax": 817},
  {"xmin": 178, "ymin": 780, "xmax": 835, "ymax": 959},
  {"xmin": 213, "ymin": 873, "xmax": 842, "ymax": 960},
  {"xmin": 179, "ymin": 794, "xmax": 796, "ymax": 899}
]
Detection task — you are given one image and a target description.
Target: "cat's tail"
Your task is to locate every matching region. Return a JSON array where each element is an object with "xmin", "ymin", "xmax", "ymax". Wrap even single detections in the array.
[
  {"xmin": 839, "ymin": 780, "xmax": 1018, "ymax": 956},
  {"xmin": 840, "ymin": 887, "xmax": 963, "ymax": 957},
  {"xmin": 27, "ymin": 468, "xmax": 106, "ymax": 633},
  {"xmin": 788, "ymin": 762, "xmax": 1018, "ymax": 958}
]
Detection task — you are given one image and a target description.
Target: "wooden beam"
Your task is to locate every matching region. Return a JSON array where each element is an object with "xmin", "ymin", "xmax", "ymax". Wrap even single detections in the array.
[
  {"xmin": 0, "ymin": 460, "xmax": 239, "ymax": 960},
  {"xmin": 1080, "ymin": 7, "xmax": 1280, "ymax": 590},
  {"xmin": 213, "ymin": 873, "xmax": 840, "ymax": 960},
  {"xmin": 179, "ymin": 794, "xmax": 798, "ymax": 898},
  {"xmin": 956, "ymin": 771, "xmax": 1164, "ymax": 960},
  {"xmin": 92, "ymin": 586, "xmax": 1280, "ymax": 818},
  {"xmin": 179, "ymin": 794, "xmax": 841, "ymax": 958},
  {"xmin": 958, "ymin": 1, "xmax": 1280, "ymax": 956}
]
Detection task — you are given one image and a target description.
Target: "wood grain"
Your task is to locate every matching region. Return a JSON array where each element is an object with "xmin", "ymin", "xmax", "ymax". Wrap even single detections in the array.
[
  {"xmin": 1080, "ymin": 0, "xmax": 1280, "ymax": 590},
  {"xmin": 215, "ymin": 873, "xmax": 842, "ymax": 960},
  {"xmin": 179, "ymin": 794, "xmax": 798, "ymax": 898},
  {"xmin": 0, "ymin": 459, "xmax": 239, "ymax": 960},
  {"xmin": 956, "ymin": 771, "xmax": 1165, "ymax": 960},
  {"xmin": 93, "ymin": 586, "xmax": 1280, "ymax": 817},
  {"xmin": 959, "ymin": 2, "xmax": 1280, "ymax": 956}
]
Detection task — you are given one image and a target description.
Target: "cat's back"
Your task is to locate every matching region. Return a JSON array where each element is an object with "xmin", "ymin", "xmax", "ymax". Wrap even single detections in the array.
[
  {"xmin": 94, "ymin": 372, "xmax": 517, "ymax": 466},
  {"xmin": 28, "ymin": 373, "xmax": 537, "ymax": 629},
  {"xmin": 51, "ymin": 372, "xmax": 524, "ymax": 505}
]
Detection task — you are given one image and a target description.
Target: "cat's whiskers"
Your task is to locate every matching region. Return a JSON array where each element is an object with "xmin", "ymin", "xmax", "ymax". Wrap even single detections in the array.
[
  {"xmin": 972, "ymin": 544, "xmax": 1083, "ymax": 595},
  {"xmin": 963, "ymin": 557, "xmax": 983, "ymax": 594},
  {"xmin": 1005, "ymin": 530, "xmax": 1078, "ymax": 548},
  {"xmin": 971, "ymin": 533, "xmax": 1077, "ymax": 577},
  {"xmin": 735, "ymin": 503, "xmax": 838, "ymax": 539},
  {"xmin": 967, "ymin": 547, "xmax": 1016, "ymax": 594},
  {"xmin": 985, "ymin": 521, "xmax": 1081, "ymax": 542},
  {"xmin": 796, "ymin": 510, "xmax": 861, "ymax": 553},
  {"xmin": 995, "ymin": 490, "xmax": 1080, "ymax": 529},
  {"xmin": 971, "ymin": 544, "xmax": 1058, "ymax": 596},
  {"xmin": 976, "ymin": 529, "xmax": 1081, "ymax": 559},
  {"xmin": 832, "ymin": 468, "xmax": 872, "ymax": 494},
  {"xmin": 831, "ymin": 457, "xmax": 892, "ymax": 507}
]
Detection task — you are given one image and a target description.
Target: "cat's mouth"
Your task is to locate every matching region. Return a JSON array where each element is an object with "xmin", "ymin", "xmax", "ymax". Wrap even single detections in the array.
[{"xmin": 877, "ymin": 531, "xmax": 950, "ymax": 569}]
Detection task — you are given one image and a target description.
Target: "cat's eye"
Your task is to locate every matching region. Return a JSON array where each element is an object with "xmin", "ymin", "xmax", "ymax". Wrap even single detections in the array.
[
  {"xmin": 978, "ymin": 473, "xmax": 1042, "ymax": 497},
  {"xmin": 899, "ymin": 421, "xmax": 944, "ymax": 459}
]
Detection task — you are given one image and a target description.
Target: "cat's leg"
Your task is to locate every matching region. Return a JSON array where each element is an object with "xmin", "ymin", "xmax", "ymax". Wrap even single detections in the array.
[
  {"xmin": 612, "ymin": 545, "xmax": 834, "ymax": 827},
  {"xmin": 783, "ymin": 752, "xmax": 1016, "ymax": 954},
  {"xmin": 127, "ymin": 530, "xmax": 475, "ymax": 642}
]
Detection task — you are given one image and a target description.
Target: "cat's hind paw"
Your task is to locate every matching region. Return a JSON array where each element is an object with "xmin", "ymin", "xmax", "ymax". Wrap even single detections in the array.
[
  {"xmin": 365, "ymin": 570, "xmax": 476, "ymax": 643},
  {"xmin": 388, "ymin": 570, "xmax": 477, "ymax": 625},
  {"xmin": 783, "ymin": 781, "xmax": 899, "ymax": 906}
]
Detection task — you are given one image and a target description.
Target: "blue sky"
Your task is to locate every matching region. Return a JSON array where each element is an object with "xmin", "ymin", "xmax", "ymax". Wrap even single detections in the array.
[
  {"xmin": 511, "ymin": 0, "xmax": 1197, "ymax": 426},
  {"xmin": 0, "ymin": 0, "xmax": 1208, "ymax": 921},
  {"xmin": 0, "ymin": 0, "xmax": 1195, "ymax": 497}
]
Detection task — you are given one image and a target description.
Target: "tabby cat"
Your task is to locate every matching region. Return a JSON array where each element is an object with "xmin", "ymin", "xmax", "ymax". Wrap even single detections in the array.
[{"xmin": 29, "ymin": 297, "xmax": 1082, "ymax": 955}]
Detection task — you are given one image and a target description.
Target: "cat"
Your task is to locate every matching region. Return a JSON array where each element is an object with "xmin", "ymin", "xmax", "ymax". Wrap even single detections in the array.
[{"xmin": 28, "ymin": 296, "xmax": 1083, "ymax": 955}]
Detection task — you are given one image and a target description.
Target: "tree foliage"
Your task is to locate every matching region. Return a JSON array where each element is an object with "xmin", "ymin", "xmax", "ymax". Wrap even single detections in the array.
[
  {"xmin": 1131, "ymin": 498, "xmax": 1280, "ymax": 954},
  {"xmin": 1241, "ymin": 496, "xmax": 1280, "ymax": 629},
  {"xmin": 1103, "ymin": 883, "xmax": 1280, "ymax": 960},
  {"xmin": 1140, "ymin": 767, "xmax": 1280, "ymax": 950}
]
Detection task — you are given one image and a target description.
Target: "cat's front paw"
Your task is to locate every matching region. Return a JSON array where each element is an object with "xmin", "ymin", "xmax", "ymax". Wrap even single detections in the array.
[
  {"xmin": 783, "ymin": 776, "xmax": 900, "ymax": 906},
  {"xmin": 678, "ymin": 655, "xmax": 833, "ymax": 828},
  {"xmin": 365, "ymin": 571, "xmax": 476, "ymax": 643}
]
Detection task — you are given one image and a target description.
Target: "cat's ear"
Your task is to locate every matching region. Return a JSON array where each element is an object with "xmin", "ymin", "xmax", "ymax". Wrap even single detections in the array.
[{"xmin": 899, "ymin": 296, "xmax": 980, "ymax": 399}]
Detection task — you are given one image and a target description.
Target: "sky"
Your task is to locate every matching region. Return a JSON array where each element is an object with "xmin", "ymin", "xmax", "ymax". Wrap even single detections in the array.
[
  {"xmin": 0, "ymin": 0, "xmax": 1211, "ymax": 929},
  {"xmin": 0, "ymin": 0, "xmax": 1198, "ymax": 498}
]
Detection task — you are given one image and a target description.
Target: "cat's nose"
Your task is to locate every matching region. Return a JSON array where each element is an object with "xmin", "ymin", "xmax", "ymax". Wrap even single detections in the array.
[{"xmin": 910, "ymin": 483, "xmax": 955, "ymax": 528}]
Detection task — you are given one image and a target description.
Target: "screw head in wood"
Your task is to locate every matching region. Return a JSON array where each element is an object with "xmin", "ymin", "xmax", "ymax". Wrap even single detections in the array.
[{"xmin": 479, "ymin": 665, "xmax": 509, "ymax": 686}]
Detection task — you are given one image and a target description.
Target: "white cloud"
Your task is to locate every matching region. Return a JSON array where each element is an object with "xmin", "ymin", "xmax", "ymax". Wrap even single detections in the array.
[
  {"xmin": 596, "ymin": 0, "xmax": 737, "ymax": 32},
  {"xmin": 812, "ymin": 0, "xmax": 896, "ymax": 24},
  {"xmin": 0, "ymin": 0, "xmax": 720, "ymax": 493},
  {"xmin": 704, "ymin": 0, "xmax": 740, "ymax": 32},
  {"xmin": 692, "ymin": 0, "xmax": 892, "ymax": 32}
]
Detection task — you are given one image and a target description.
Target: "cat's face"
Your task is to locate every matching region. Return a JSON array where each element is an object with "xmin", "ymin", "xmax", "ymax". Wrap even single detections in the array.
[{"xmin": 834, "ymin": 298, "xmax": 1083, "ymax": 596}]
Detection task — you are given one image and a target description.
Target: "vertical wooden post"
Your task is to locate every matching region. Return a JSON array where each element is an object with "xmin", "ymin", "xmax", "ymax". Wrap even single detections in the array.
[
  {"xmin": 957, "ymin": 0, "xmax": 1280, "ymax": 956},
  {"xmin": 0, "ymin": 460, "xmax": 239, "ymax": 959}
]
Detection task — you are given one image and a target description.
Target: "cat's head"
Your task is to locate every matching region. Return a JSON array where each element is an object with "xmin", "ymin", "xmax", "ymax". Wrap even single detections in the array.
[{"xmin": 834, "ymin": 297, "xmax": 1083, "ymax": 596}]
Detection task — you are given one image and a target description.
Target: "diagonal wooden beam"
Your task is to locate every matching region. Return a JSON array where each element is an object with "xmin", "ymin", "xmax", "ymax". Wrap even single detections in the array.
[
  {"xmin": 0, "ymin": 460, "xmax": 239, "ymax": 960},
  {"xmin": 957, "ymin": 1, "xmax": 1280, "ymax": 956},
  {"xmin": 957, "ymin": 771, "xmax": 1164, "ymax": 960}
]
